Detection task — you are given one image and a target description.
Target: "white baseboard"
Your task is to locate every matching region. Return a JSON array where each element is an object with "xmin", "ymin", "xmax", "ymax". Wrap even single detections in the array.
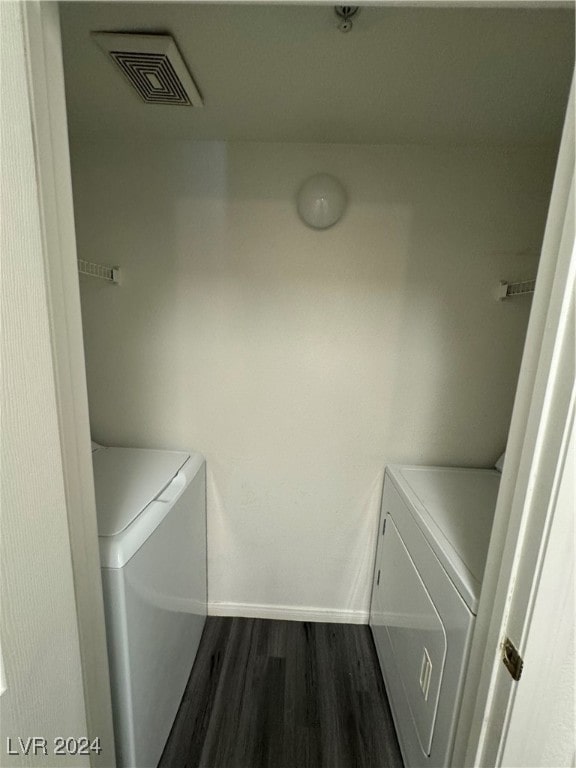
[{"xmin": 208, "ymin": 601, "xmax": 369, "ymax": 625}]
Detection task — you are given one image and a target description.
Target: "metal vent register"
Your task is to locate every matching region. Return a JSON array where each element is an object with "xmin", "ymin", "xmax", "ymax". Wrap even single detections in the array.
[{"xmin": 93, "ymin": 33, "xmax": 203, "ymax": 107}]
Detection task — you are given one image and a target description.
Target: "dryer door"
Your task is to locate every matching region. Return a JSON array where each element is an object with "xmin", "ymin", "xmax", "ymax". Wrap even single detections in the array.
[{"xmin": 380, "ymin": 515, "xmax": 447, "ymax": 757}]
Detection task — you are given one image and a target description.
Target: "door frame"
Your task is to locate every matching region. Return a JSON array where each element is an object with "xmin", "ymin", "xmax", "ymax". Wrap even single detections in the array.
[
  {"xmin": 22, "ymin": 3, "xmax": 116, "ymax": 765},
  {"xmin": 23, "ymin": 2, "xmax": 574, "ymax": 766}
]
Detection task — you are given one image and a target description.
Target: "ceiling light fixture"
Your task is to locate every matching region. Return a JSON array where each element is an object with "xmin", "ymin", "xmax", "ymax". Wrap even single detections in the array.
[{"xmin": 334, "ymin": 6, "xmax": 359, "ymax": 33}]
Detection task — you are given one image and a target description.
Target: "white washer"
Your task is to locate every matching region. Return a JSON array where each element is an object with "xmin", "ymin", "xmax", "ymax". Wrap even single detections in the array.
[
  {"xmin": 370, "ymin": 465, "xmax": 501, "ymax": 768},
  {"xmin": 92, "ymin": 443, "xmax": 207, "ymax": 768}
]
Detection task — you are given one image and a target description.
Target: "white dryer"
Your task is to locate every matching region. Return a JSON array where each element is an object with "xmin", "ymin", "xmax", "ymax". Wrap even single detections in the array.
[
  {"xmin": 92, "ymin": 443, "xmax": 207, "ymax": 768},
  {"xmin": 370, "ymin": 465, "xmax": 501, "ymax": 768}
]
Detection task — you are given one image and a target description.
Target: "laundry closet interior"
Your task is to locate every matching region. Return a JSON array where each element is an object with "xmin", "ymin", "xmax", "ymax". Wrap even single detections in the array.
[{"xmin": 58, "ymin": 4, "xmax": 573, "ymax": 767}]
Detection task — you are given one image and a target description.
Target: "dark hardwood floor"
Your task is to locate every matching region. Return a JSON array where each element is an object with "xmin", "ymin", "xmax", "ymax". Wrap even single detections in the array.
[{"xmin": 159, "ymin": 617, "xmax": 404, "ymax": 768}]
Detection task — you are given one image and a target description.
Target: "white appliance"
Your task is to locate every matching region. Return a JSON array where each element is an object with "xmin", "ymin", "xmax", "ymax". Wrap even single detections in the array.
[
  {"xmin": 370, "ymin": 464, "xmax": 501, "ymax": 768},
  {"xmin": 91, "ymin": 443, "xmax": 207, "ymax": 768}
]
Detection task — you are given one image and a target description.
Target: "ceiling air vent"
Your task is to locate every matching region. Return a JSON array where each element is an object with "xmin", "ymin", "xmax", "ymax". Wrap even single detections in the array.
[{"xmin": 92, "ymin": 33, "xmax": 203, "ymax": 107}]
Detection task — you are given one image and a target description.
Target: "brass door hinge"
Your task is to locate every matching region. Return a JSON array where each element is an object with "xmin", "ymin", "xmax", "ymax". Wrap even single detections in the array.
[{"xmin": 502, "ymin": 637, "xmax": 524, "ymax": 681}]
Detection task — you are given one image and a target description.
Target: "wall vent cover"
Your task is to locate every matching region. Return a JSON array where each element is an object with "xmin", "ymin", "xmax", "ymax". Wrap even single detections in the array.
[{"xmin": 92, "ymin": 33, "xmax": 203, "ymax": 107}]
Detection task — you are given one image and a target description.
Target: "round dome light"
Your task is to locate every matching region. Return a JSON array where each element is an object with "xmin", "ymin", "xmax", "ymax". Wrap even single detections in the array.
[{"xmin": 297, "ymin": 174, "xmax": 347, "ymax": 230}]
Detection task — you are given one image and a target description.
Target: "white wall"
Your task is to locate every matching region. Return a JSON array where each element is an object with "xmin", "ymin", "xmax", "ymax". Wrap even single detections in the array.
[
  {"xmin": 70, "ymin": 139, "xmax": 555, "ymax": 621},
  {"xmin": 0, "ymin": 4, "xmax": 89, "ymax": 764}
]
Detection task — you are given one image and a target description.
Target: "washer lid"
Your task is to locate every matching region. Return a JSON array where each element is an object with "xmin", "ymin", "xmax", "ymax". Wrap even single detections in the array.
[
  {"xmin": 387, "ymin": 465, "xmax": 500, "ymax": 612},
  {"xmin": 92, "ymin": 447, "xmax": 190, "ymax": 537}
]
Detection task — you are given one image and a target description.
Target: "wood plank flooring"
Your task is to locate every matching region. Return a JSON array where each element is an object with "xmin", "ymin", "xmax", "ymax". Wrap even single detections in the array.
[{"xmin": 159, "ymin": 617, "xmax": 404, "ymax": 768}]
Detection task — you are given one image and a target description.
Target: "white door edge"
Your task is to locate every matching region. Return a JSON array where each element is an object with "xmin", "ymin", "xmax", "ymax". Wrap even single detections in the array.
[
  {"xmin": 452, "ymin": 76, "xmax": 575, "ymax": 767},
  {"xmin": 498, "ymin": 391, "xmax": 575, "ymax": 767}
]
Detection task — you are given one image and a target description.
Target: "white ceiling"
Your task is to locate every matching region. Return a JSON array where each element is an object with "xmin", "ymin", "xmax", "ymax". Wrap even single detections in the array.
[{"xmin": 60, "ymin": 3, "xmax": 574, "ymax": 146}]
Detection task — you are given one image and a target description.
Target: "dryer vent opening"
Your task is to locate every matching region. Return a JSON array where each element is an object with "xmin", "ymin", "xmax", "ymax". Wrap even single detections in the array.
[{"xmin": 92, "ymin": 32, "xmax": 203, "ymax": 107}]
